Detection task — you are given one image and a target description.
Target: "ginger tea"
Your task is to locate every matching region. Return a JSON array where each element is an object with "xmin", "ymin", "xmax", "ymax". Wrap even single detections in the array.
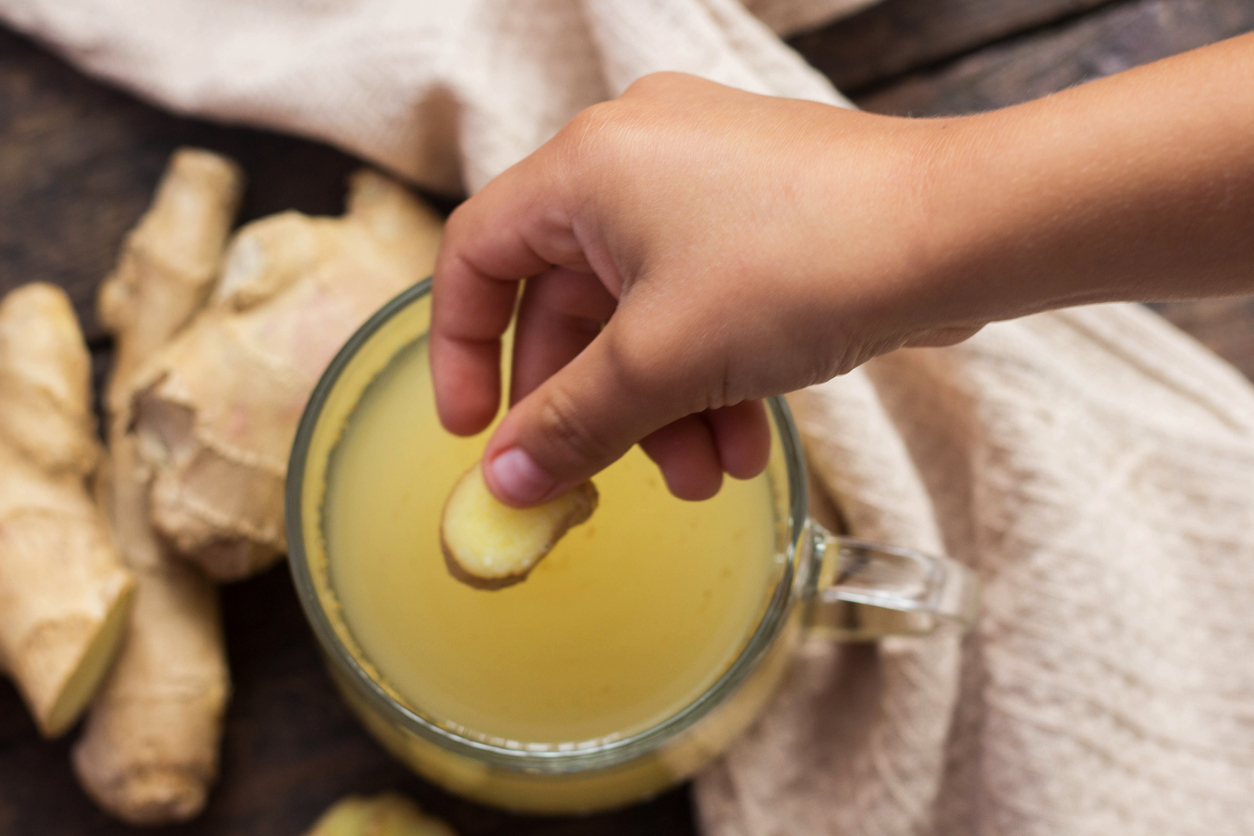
[{"xmin": 321, "ymin": 337, "xmax": 777, "ymax": 746}]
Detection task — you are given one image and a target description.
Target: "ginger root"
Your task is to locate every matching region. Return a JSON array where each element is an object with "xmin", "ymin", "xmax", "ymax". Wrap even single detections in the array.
[
  {"xmin": 441, "ymin": 465, "xmax": 598, "ymax": 590},
  {"xmin": 131, "ymin": 170, "xmax": 444, "ymax": 580},
  {"xmin": 72, "ymin": 148, "xmax": 241, "ymax": 824},
  {"xmin": 0, "ymin": 283, "xmax": 134, "ymax": 738},
  {"xmin": 306, "ymin": 793, "xmax": 457, "ymax": 836}
]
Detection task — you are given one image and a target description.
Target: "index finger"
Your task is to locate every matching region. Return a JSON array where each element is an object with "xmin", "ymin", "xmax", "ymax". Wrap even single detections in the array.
[{"xmin": 430, "ymin": 159, "xmax": 587, "ymax": 436}]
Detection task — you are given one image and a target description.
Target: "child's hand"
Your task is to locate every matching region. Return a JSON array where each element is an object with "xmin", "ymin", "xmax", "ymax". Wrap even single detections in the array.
[
  {"xmin": 432, "ymin": 32, "xmax": 1254, "ymax": 507},
  {"xmin": 430, "ymin": 73, "xmax": 965, "ymax": 506}
]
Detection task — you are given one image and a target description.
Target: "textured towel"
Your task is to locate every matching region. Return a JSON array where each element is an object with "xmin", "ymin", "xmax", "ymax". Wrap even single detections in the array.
[{"xmin": 4, "ymin": 2, "xmax": 1254, "ymax": 833}]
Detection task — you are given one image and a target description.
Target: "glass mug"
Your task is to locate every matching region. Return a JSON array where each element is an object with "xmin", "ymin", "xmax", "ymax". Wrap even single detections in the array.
[{"xmin": 287, "ymin": 281, "xmax": 978, "ymax": 814}]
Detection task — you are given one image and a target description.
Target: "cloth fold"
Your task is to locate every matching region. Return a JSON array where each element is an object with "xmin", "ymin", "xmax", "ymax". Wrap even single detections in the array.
[{"xmin": 5, "ymin": 1, "xmax": 1253, "ymax": 832}]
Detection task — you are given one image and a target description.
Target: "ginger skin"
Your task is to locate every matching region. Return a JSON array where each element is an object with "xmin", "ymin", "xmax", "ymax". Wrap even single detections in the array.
[
  {"xmin": 0, "ymin": 283, "xmax": 134, "ymax": 738},
  {"xmin": 131, "ymin": 170, "xmax": 445, "ymax": 580},
  {"xmin": 72, "ymin": 148, "xmax": 240, "ymax": 824}
]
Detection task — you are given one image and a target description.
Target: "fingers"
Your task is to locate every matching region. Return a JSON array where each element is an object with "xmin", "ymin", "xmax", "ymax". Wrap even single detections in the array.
[
  {"xmin": 429, "ymin": 228, "xmax": 530, "ymax": 436},
  {"xmin": 483, "ymin": 313, "xmax": 772, "ymax": 506},
  {"xmin": 510, "ymin": 267, "xmax": 617, "ymax": 405},
  {"xmin": 433, "ymin": 331, "xmax": 508, "ymax": 437},
  {"xmin": 639, "ymin": 402, "xmax": 770, "ymax": 501},
  {"xmin": 482, "ymin": 321, "xmax": 665, "ymax": 506},
  {"xmin": 704, "ymin": 400, "xmax": 771, "ymax": 479},
  {"xmin": 430, "ymin": 158, "xmax": 589, "ymax": 436},
  {"xmin": 640, "ymin": 416, "xmax": 724, "ymax": 501}
]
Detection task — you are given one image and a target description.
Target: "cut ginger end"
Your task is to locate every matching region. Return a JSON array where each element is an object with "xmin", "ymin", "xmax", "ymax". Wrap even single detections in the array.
[{"xmin": 440, "ymin": 465, "xmax": 598, "ymax": 590}]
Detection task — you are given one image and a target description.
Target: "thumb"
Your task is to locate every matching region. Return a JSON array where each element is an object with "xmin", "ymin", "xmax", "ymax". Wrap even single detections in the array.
[{"xmin": 480, "ymin": 321, "xmax": 695, "ymax": 507}]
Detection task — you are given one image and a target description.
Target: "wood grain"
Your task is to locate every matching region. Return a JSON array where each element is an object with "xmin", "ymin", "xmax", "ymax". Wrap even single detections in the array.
[
  {"xmin": 856, "ymin": 0, "xmax": 1254, "ymax": 115},
  {"xmin": 790, "ymin": 0, "xmax": 1117, "ymax": 93}
]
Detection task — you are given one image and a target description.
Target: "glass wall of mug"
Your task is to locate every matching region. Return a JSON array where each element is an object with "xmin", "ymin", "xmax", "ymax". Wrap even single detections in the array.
[{"xmin": 286, "ymin": 281, "xmax": 978, "ymax": 814}]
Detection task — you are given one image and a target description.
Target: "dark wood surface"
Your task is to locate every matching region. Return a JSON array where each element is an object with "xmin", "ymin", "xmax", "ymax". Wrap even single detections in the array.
[
  {"xmin": 791, "ymin": 0, "xmax": 1119, "ymax": 93},
  {"xmin": 3, "ymin": 2, "xmax": 1253, "ymax": 833},
  {"xmin": 853, "ymin": 0, "xmax": 1254, "ymax": 116}
]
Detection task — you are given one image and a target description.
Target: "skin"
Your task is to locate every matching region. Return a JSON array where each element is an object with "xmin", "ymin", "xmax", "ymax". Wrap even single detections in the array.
[{"xmin": 430, "ymin": 32, "xmax": 1254, "ymax": 508}]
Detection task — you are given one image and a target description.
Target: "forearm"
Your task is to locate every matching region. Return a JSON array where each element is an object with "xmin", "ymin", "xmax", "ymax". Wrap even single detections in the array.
[
  {"xmin": 920, "ymin": 31, "xmax": 1254, "ymax": 328},
  {"xmin": 431, "ymin": 56, "xmax": 1254, "ymax": 504}
]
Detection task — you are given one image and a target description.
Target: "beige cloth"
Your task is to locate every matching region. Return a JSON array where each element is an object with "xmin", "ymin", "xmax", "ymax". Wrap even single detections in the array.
[{"xmin": 5, "ymin": 1, "xmax": 1254, "ymax": 833}]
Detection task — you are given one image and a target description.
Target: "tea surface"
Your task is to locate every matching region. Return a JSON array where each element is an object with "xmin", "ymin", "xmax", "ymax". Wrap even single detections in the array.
[{"xmin": 324, "ymin": 338, "xmax": 777, "ymax": 744}]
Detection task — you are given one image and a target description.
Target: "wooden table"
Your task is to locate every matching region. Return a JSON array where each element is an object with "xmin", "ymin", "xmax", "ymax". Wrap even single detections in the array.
[{"xmin": 2, "ymin": 3, "xmax": 1253, "ymax": 833}]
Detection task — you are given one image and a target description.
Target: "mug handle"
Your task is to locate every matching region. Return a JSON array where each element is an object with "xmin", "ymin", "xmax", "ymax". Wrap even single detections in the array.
[{"xmin": 805, "ymin": 525, "xmax": 980, "ymax": 641}]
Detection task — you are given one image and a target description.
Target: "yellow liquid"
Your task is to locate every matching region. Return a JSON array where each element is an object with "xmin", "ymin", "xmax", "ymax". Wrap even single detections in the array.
[{"xmin": 323, "ymin": 337, "xmax": 777, "ymax": 745}]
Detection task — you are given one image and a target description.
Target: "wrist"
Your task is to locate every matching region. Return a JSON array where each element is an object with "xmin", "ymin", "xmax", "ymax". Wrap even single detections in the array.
[
  {"xmin": 911, "ymin": 36, "xmax": 1254, "ymax": 325},
  {"xmin": 819, "ymin": 111, "xmax": 1015, "ymax": 343},
  {"xmin": 902, "ymin": 109, "xmax": 1049, "ymax": 331}
]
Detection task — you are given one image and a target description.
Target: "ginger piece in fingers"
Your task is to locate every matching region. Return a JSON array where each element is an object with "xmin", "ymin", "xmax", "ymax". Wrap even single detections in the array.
[
  {"xmin": 441, "ymin": 465, "xmax": 598, "ymax": 590},
  {"xmin": 72, "ymin": 148, "xmax": 239, "ymax": 825},
  {"xmin": 130, "ymin": 170, "xmax": 445, "ymax": 580},
  {"xmin": 0, "ymin": 283, "xmax": 134, "ymax": 738}
]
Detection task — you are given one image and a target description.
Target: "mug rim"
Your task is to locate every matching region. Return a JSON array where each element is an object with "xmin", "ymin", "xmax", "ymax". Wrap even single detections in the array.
[{"xmin": 285, "ymin": 279, "xmax": 813, "ymax": 773}]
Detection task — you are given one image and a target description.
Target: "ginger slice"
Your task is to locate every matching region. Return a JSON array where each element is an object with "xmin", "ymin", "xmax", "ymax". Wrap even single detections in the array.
[{"xmin": 441, "ymin": 465, "xmax": 597, "ymax": 590}]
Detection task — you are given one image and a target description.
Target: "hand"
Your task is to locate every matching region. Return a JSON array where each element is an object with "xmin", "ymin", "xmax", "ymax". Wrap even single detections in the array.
[
  {"xmin": 430, "ymin": 73, "xmax": 966, "ymax": 506},
  {"xmin": 432, "ymin": 32, "xmax": 1254, "ymax": 508}
]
